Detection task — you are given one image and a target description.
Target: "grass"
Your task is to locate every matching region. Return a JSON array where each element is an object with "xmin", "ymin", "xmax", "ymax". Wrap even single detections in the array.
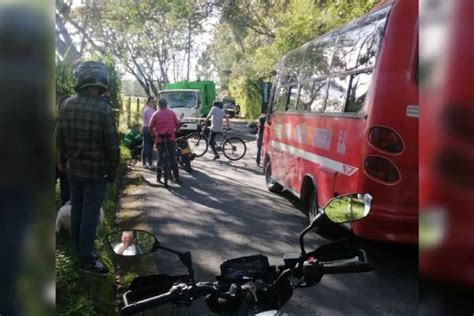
[
  {"xmin": 55, "ymin": 146, "xmax": 131, "ymax": 316},
  {"xmin": 324, "ymin": 196, "xmax": 366, "ymax": 224}
]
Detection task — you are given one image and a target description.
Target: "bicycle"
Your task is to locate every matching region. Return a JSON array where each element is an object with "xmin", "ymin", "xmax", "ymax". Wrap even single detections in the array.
[
  {"xmin": 185, "ymin": 124, "xmax": 247, "ymax": 161},
  {"xmin": 157, "ymin": 133, "xmax": 173, "ymax": 187}
]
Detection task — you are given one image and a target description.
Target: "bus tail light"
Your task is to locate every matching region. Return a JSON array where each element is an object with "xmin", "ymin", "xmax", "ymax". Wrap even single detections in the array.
[
  {"xmin": 364, "ymin": 156, "xmax": 400, "ymax": 183},
  {"xmin": 368, "ymin": 126, "xmax": 404, "ymax": 154}
]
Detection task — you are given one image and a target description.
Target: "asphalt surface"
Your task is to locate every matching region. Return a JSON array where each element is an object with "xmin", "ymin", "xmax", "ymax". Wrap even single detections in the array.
[{"xmin": 120, "ymin": 121, "xmax": 418, "ymax": 316}]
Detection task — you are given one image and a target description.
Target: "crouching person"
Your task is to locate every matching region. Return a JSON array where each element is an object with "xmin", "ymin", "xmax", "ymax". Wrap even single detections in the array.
[
  {"xmin": 123, "ymin": 123, "xmax": 143, "ymax": 161},
  {"xmin": 56, "ymin": 61, "xmax": 119, "ymax": 275}
]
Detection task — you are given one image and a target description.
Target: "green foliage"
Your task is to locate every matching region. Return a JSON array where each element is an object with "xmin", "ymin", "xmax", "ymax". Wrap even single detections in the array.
[
  {"xmin": 55, "ymin": 146, "xmax": 131, "ymax": 316},
  {"xmin": 229, "ymin": 76, "xmax": 262, "ymax": 119},
  {"xmin": 55, "ymin": 60, "xmax": 75, "ymax": 99}
]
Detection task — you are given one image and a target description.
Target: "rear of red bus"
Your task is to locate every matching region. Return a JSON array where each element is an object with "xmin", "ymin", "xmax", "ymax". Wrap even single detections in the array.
[
  {"xmin": 262, "ymin": 0, "xmax": 419, "ymax": 244},
  {"xmin": 351, "ymin": 0, "xmax": 419, "ymax": 243}
]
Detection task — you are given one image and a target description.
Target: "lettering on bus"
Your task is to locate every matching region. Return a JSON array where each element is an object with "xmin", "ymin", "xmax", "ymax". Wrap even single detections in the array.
[
  {"xmin": 313, "ymin": 128, "xmax": 332, "ymax": 150},
  {"xmin": 336, "ymin": 131, "xmax": 347, "ymax": 155}
]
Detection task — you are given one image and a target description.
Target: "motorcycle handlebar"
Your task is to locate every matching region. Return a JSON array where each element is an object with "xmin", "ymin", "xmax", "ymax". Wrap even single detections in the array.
[
  {"xmin": 121, "ymin": 282, "xmax": 231, "ymax": 315},
  {"xmin": 320, "ymin": 257, "xmax": 374, "ymax": 274}
]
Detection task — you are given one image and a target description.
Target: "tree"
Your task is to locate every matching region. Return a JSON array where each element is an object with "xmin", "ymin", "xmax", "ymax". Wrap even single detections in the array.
[{"xmin": 55, "ymin": 0, "xmax": 218, "ymax": 96}]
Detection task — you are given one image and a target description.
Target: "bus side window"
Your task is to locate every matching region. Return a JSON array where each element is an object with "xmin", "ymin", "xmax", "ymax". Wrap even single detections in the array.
[
  {"xmin": 287, "ymin": 85, "xmax": 298, "ymax": 111},
  {"xmin": 324, "ymin": 75, "xmax": 350, "ymax": 113},
  {"xmin": 309, "ymin": 80, "xmax": 327, "ymax": 113},
  {"xmin": 275, "ymin": 87, "xmax": 289, "ymax": 112},
  {"xmin": 345, "ymin": 71, "xmax": 372, "ymax": 113},
  {"xmin": 332, "ymin": 8, "xmax": 388, "ymax": 73},
  {"xmin": 297, "ymin": 82, "xmax": 313, "ymax": 111}
]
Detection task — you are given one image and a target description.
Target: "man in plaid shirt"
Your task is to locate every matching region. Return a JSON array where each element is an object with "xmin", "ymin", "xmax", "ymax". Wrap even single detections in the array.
[{"xmin": 56, "ymin": 61, "xmax": 119, "ymax": 275}]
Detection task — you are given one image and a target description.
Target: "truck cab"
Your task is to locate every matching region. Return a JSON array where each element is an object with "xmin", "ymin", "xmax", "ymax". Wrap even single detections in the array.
[{"xmin": 158, "ymin": 89, "xmax": 201, "ymax": 132}]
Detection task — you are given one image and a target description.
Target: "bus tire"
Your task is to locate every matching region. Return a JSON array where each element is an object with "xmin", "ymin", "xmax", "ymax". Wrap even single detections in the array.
[
  {"xmin": 308, "ymin": 188, "xmax": 321, "ymax": 223},
  {"xmin": 265, "ymin": 159, "xmax": 283, "ymax": 193}
]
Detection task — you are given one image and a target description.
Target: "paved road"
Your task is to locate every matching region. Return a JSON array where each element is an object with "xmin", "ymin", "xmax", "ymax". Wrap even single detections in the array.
[{"xmin": 122, "ymin": 121, "xmax": 417, "ymax": 315}]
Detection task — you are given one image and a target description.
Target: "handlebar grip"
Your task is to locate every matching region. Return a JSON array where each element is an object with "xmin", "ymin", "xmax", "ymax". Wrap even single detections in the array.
[{"xmin": 321, "ymin": 258, "xmax": 374, "ymax": 274}]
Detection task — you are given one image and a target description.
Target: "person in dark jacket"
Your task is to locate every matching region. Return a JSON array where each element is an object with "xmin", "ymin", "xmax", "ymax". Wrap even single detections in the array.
[{"xmin": 56, "ymin": 61, "xmax": 119, "ymax": 276}]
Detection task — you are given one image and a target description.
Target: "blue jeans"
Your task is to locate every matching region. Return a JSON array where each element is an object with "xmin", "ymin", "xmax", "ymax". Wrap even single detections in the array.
[
  {"xmin": 69, "ymin": 174, "xmax": 107, "ymax": 266},
  {"xmin": 157, "ymin": 141, "xmax": 177, "ymax": 169},
  {"xmin": 142, "ymin": 127, "xmax": 153, "ymax": 165}
]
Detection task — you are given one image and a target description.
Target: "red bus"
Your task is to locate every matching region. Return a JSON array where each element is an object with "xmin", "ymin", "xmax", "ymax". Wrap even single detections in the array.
[
  {"xmin": 262, "ymin": 0, "xmax": 418, "ymax": 243},
  {"xmin": 419, "ymin": 0, "xmax": 474, "ymax": 287}
]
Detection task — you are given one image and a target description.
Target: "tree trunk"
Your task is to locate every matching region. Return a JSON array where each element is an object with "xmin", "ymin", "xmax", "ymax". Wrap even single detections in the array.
[{"xmin": 186, "ymin": 21, "xmax": 192, "ymax": 81}]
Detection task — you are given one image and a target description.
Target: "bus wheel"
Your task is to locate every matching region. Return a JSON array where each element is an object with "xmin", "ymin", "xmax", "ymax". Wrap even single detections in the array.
[
  {"xmin": 308, "ymin": 189, "xmax": 320, "ymax": 223},
  {"xmin": 265, "ymin": 159, "xmax": 283, "ymax": 193}
]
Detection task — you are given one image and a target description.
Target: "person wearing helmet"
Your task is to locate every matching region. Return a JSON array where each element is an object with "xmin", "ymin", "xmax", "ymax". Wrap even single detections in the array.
[
  {"xmin": 56, "ymin": 60, "xmax": 119, "ymax": 276},
  {"xmin": 205, "ymin": 101, "xmax": 230, "ymax": 160}
]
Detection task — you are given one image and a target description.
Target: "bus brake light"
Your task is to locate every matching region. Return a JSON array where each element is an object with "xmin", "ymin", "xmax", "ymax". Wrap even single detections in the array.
[
  {"xmin": 368, "ymin": 126, "xmax": 404, "ymax": 154},
  {"xmin": 364, "ymin": 156, "xmax": 401, "ymax": 184}
]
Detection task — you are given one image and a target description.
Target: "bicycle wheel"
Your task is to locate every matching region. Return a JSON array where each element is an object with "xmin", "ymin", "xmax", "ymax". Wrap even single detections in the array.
[
  {"xmin": 222, "ymin": 137, "xmax": 247, "ymax": 161},
  {"xmin": 185, "ymin": 132, "xmax": 208, "ymax": 157}
]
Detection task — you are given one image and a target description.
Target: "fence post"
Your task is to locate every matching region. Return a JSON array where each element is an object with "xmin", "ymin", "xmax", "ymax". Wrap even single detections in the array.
[
  {"xmin": 136, "ymin": 98, "xmax": 140, "ymax": 124},
  {"xmin": 127, "ymin": 96, "xmax": 131, "ymax": 127}
]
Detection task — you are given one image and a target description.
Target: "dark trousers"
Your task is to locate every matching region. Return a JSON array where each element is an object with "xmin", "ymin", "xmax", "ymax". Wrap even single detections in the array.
[
  {"xmin": 142, "ymin": 127, "xmax": 153, "ymax": 165},
  {"xmin": 256, "ymin": 133, "xmax": 263, "ymax": 165},
  {"xmin": 157, "ymin": 141, "xmax": 178, "ymax": 169},
  {"xmin": 56, "ymin": 167, "xmax": 70, "ymax": 205},
  {"xmin": 69, "ymin": 174, "xmax": 107, "ymax": 266},
  {"xmin": 209, "ymin": 131, "xmax": 221, "ymax": 156}
]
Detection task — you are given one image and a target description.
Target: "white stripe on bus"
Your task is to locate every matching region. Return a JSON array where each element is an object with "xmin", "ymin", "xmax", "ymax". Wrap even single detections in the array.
[{"xmin": 271, "ymin": 141, "xmax": 359, "ymax": 176}]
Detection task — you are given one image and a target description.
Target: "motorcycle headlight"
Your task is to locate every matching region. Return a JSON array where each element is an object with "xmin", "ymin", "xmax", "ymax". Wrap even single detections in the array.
[{"xmin": 419, "ymin": 206, "xmax": 447, "ymax": 251}]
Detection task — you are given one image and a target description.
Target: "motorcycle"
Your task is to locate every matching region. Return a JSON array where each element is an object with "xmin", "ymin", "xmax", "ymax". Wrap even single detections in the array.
[
  {"xmin": 107, "ymin": 193, "xmax": 374, "ymax": 315},
  {"xmin": 175, "ymin": 136, "xmax": 195, "ymax": 173}
]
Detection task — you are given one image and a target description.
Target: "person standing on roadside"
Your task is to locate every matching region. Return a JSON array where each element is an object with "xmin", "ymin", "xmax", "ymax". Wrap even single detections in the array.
[
  {"xmin": 205, "ymin": 101, "xmax": 230, "ymax": 160},
  {"xmin": 149, "ymin": 98, "xmax": 182, "ymax": 184},
  {"xmin": 256, "ymin": 114, "xmax": 266, "ymax": 167},
  {"xmin": 56, "ymin": 61, "xmax": 119, "ymax": 276},
  {"xmin": 142, "ymin": 96, "xmax": 156, "ymax": 169}
]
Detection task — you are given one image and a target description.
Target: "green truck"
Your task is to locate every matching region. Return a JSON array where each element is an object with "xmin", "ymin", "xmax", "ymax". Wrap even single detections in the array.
[
  {"xmin": 159, "ymin": 80, "xmax": 215, "ymax": 132},
  {"xmin": 164, "ymin": 80, "xmax": 216, "ymax": 117}
]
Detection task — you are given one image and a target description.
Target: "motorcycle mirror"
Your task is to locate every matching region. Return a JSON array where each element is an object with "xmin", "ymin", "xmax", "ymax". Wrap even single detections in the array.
[
  {"xmin": 107, "ymin": 230, "xmax": 159, "ymax": 257},
  {"xmin": 323, "ymin": 193, "xmax": 372, "ymax": 224}
]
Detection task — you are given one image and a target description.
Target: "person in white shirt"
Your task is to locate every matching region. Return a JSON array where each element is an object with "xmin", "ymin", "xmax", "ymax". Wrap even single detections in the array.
[
  {"xmin": 205, "ymin": 101, "xmax": 230, "ymax": 160},
  {"xmin": 113, "ymin": 231, "xmax": 141, "ymax": 256}
]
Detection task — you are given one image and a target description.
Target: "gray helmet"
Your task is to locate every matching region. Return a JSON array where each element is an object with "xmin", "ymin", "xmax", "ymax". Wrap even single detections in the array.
[{"xmin": 73, "ymin": 61, "xmax": 109, "ymax": 92}]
